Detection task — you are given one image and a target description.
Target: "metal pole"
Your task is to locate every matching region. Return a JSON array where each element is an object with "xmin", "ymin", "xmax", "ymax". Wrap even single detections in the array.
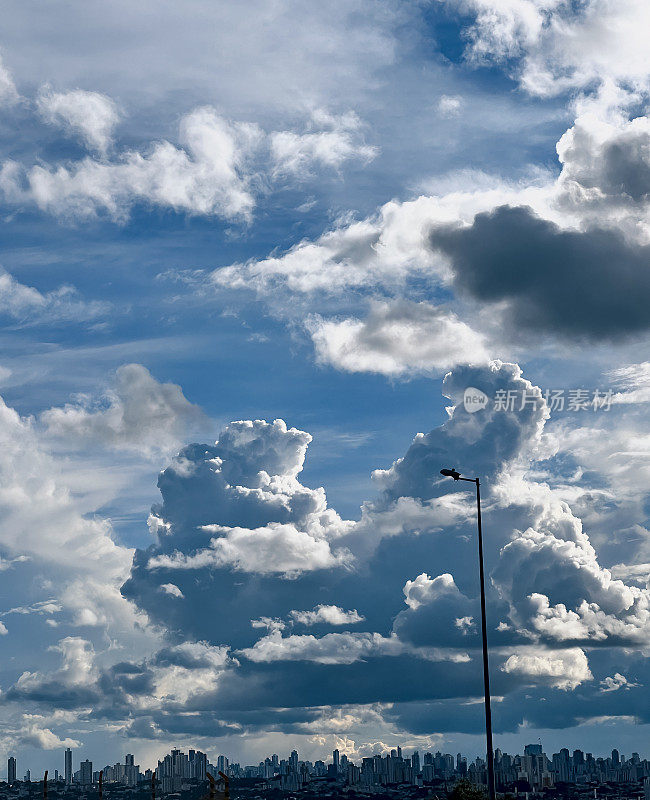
[
  {"xmin": 43, "ymin": 771, "xmax": 48, "ymax": 800},
  {"xmin": 475, "ymin": 478, "xmax": 495, "ymax": 800}
]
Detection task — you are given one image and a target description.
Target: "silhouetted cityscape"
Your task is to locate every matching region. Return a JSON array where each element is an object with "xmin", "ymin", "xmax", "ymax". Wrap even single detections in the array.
[{"xmin": 2, "ymin": 744, "xmax": 649, "ymax": 799}]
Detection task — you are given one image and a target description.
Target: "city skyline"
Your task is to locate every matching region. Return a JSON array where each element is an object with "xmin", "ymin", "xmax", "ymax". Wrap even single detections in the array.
[{"xmin": 4, "ymin": 742, "xmax": 650, "ymax": 784}]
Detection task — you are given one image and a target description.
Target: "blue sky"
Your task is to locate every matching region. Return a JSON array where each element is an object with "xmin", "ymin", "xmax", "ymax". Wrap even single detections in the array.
[{"xmin": 0, "ymin": 0, "xmax": 649, "ymax": 776}]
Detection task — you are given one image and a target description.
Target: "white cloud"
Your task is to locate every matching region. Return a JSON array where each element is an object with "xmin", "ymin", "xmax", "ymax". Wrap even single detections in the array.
[
  {"xmin": 493, "ymin": 483, "xmax": 650, "ymax": 646},
  {"xmin": 37, "ymin": 88, "xmax": 120, "ymax": 153},
  {"xmin": 0, "ymin": 53, "xmax": 18, "ymax": 105},
  {"xmin": 0, "ymin": 397, "xmax": 130, "ymax": 575},
  {"xmin": 289, "ymin": 605, "xmax": 364, "ymax": 626},
  {"xmin": 0, "ymin": 269, "xmax": 108, "ymax": 324},
  {"xmin": 151, "ymin": 642, "xmax": 232, "ymax": 704},
  {"xmin": 208, "ymin": 176, "xmax": 558, "ymax": 297},
  {"xmin": 454, "ymin": 616, "xmax": 476, "ymax": 634},
  {"xmin": 159, "ymin": 583, "xmax": 184, "ymax": 599},
  {"xmin": 251, "ymin": 616, "xmax": 286, "ymax": 632},
  {"xmin": 239, "ymin": 630, "xmax": 403, "ymax": 664},
  {"xmin": 1, "ymin": 103, "xmax": 378, "ymax": 223},
  {"xmin": 403, "ymin": 573, "xmax": 460, "ymax": 611},
  {"xmin": 0, "ymin": 621, "xmax": 7, "ymax": 635},
  {"xmin": 0, "ymin": 390, "xmax": 154, "ymax": 663},
  {"xmin": 447, "ymin": 0, "xmax": 650, "ymax": 97},
  {"xmin": 270, "ymin": 109, "xmax": 376, "ymax": 177},
  {"xmin": 501, "ymin": 646, "xmax": 593, "ymax": 690},
  {"xmin": 609, "ymin": 362, "xmax": 650, "ymax": 405},
  {"xmin": 548, "ymin": 422, "xmax": 650, "ymax": 495},
  {"xmin": 148, "ymin": 521, "xmax": 352, "ymax": 577},
  {"xmin": 41, "ymin": 363, "xmax": 206, "ymax": 457},
  {"xmin": 1, "ymin": 107, "xmax": 261, "ymax": 221},
  {"xmin": 308, "ymin": 300, "xmax": 489, "ymax": 376},
  {"xmin": 15, "ymin": 637, "xmax": 98, "ymax": 693},
  {"xmin": 138, "ymin": 418, "xmax": 355, "ymax": 579},
  {"xmin": 19, "ymin": 723, "xmax": 80, "ymax": 750},
  {"xmin": 438, "ymin": 95, "xmax": 463, "ymax": 116},
  {"xmin": 599, "ymin": 672, "xmax": 639, "ymax": 693}
]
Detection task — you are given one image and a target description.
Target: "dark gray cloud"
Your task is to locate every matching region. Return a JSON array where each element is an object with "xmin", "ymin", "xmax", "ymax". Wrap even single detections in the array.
[
  {"xmin": 601, "ymin": 132, "xmax": 650, "ymax": 203},
  {"xmin": 430, "ymin": 205, "xmax": 650, "ymax": 339}
]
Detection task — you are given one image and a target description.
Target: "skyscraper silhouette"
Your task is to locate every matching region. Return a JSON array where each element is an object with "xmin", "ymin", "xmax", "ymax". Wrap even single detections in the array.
[{"xmin": 64, "ymin": 749, "xmax": 72, "ymax": 786}]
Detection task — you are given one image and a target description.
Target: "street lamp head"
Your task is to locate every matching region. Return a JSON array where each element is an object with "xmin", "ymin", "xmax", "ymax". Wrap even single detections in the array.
[{"xmin": 440, "ymin": 467, "xmax": 461, "ymax": 480}]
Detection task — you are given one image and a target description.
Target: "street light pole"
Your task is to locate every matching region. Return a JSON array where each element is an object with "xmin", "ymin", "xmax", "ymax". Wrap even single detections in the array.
[{"xmin": 440, "ymin": 468, "xmax": 496, "ymax": 800}]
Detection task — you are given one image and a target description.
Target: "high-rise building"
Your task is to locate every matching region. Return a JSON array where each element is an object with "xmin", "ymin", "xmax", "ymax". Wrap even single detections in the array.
[
  {"xmin": 65, "ymin": 748, "xmax": 73, "ymax": 785},
  {"xmin": 7, "ymin": 757, "xmax": 16, "ymax": 785},
  {"xmin": 125, "ymin": 754, "xmax": 134, "ymax": 766},
  {"xmin": 412, "ymin": 751, "xmax": 420, "ymax": 776},
  {"xmin": 80, "ymin": 759, "xmax": 93, "ymax": 785},
  {"xmin": 333, "ymin": 750, "xmax": 340, "ymax": 773},
  {"xmin": 289, "ymin": 751, "xmax": 298, "ymax": 773},
  {"xmin": 217, "ymin": 755, "xmax": 229, "ymax": 775}
]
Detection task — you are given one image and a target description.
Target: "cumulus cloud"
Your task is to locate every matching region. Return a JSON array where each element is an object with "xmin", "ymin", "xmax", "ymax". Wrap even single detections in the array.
[
  {"xmin": 10, "ymin": 637, "xmax": 99, "ymax": 702},
  {"xmin": 402, "ymin": 573, "xmax": 460, "ymax": 611},
  {"xmin": 501, "ymin": 647, "xmax": 593, "ymax": 691},
  {"xmin": 554, "ymin": 88, "xmax": 650, "ymax": 229},
  {"xmin": 41, "ymin": 363, "xmax": 206, "ymax": 457},
  {"xmin": 308, "ymin": 300, "xmax": 488, "ymax": 376},
  {"xmin": 492, "ymin": 483, "xmax": 650, "ymax": 646},
  {"xmin": 447, "ymin": 0, "xmax": 650, "ymax": 96},
  {"xmin": 19, "ymin": 722, "xmax": 81, "ymax": 750},
  {"xmin": 0, "ymin": 388, "xmax": 154, "ymax": 684},
  {"xmin": 204, "ymin": 166, "xmax": 558, "ymax": 304},
  {"xmin": 148, "ymin": 520, "xmax": 352, "ymax": 577},
  {"xmin": 0, "ymin": 102, "xmax": 377, "ymax": 222},
  {"xmin": 599, "ymin": 672, "xmax": 638, "ymax": 692},
  {"xmin": 1, "ymin": 107, "xmax": 261, "ymax": 221},
  {"xmin": 8, "ymin": 361, "xmax": 647, "ymax": 742},
  {"xmin": 392, "ymin": 572, "xmax": 481, "ymax": 650},
  {"xmin": 289, "ymin": 605, "xmax": 364, "ymax": 626},
  {"xmin": 37, "ymin": 88, "xmax": 120, "ymax": 153},
  {"xmin": 239, "ymin": 631, "xmax": 402, "ymax": 665},
  {"xmin": 0, "ymin": 397, "xmax": 131, "ymax": 577},
  {"xmin": 122, "ymin": 418, "xmax": 355, "ymax": 648},
  {"xmin": 208, "ymin": 195, "xmax": 457, "ymax": 294},
  {"xmin": 270, "ymin": 110, "xmax": 376, "ymax": 177}
]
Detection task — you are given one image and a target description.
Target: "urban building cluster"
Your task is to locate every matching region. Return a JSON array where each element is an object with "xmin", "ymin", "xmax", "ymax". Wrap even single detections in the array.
[{"xmin": 1, "ymin": 744, "xmax": 649, "ymax": 799}]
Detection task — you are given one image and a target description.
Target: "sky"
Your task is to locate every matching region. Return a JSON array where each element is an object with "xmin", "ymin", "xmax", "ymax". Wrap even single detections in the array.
[{"xmin": 0, "ymin": 0, "xmax": 650, "ymax": 777}]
